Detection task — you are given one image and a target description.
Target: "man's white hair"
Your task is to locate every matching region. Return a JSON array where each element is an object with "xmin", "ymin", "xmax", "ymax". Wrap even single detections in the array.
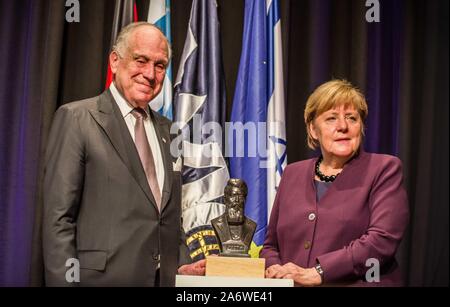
[{"xmin": 112, "ymin": 21, "xmax": 172, "ymax": 59}]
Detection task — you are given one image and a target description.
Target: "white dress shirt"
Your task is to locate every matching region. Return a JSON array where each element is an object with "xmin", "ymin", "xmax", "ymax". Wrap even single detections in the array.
[{"xmin": 110, "ymin": 82, "xmax": 165, "ymax": 194}]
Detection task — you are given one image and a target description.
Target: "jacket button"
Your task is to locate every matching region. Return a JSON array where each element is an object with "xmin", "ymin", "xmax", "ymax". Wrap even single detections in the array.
[
  {"xmin": 304, "ymin": 241, "xmax": 311, "ymax": 250},
  {"xmin": 308, "ymin": 213, "xmax": 316, "ymax": 221},
  {"xmin": 153, "ymin": 254, "xmax": 160, "ymax": 261}
]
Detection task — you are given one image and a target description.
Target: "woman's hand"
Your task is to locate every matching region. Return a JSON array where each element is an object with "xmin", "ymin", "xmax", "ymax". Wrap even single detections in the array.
[
  {"xmin": 283, "ymin": 263, "xmax": 322, "ymax": 286},
  {"xmin": 265, "ymin": 264, "xmax": 290, "ymax": 279}
]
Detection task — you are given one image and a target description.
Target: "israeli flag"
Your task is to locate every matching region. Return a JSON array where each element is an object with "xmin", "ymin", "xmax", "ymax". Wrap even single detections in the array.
[{"xmin": 148, "ymin": 0, "xmax": 173, "ymax": 120}]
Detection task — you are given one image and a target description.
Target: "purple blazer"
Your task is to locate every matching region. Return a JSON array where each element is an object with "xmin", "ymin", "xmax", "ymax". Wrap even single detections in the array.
[{"xmin": 260, "ymin": 151, "xmax": 409, "ymax": 286}]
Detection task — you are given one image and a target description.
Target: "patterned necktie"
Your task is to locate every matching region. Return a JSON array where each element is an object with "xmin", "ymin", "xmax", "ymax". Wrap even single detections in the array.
[{"xmin": 131, "ymin": 108, "xmax": 161, "ymax": 209}]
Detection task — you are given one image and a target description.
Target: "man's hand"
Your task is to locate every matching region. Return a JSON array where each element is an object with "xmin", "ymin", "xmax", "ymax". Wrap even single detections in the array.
[{"xmin": 177, "ymin": 259, "xmax": 206, "ymax": 276}]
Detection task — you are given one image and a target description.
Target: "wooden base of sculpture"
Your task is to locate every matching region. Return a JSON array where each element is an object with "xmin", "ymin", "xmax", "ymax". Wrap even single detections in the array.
[{"xmin": 205, "ymin": 256, "xmax": 265, "ymax": 278}]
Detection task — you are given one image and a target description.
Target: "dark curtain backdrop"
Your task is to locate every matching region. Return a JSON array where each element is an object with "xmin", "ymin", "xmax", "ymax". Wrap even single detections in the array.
[
  {"xmin": 0, "ymin": 0, "xmax": 65, "ymax": 286},
  {"xmin": 0, "ymin": 0, "xmax": 447, "ymax": 286}
]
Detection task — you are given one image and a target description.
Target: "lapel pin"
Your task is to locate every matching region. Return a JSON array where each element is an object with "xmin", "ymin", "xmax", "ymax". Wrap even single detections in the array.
[{"xmin": 162, "ymin": 137, "xmax": 167, "ymax": 143}]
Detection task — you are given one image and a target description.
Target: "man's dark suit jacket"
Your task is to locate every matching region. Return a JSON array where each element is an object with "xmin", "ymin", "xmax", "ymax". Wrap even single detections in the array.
[{"xmin": 43, "ymin": 90, "xmax": 191, "ymax": 286}]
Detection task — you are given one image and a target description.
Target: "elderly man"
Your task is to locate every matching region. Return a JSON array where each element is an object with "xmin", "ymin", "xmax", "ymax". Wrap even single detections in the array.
[{"xmin": 43, "ymin": 22, "xmax": 204, "ymax": 286}]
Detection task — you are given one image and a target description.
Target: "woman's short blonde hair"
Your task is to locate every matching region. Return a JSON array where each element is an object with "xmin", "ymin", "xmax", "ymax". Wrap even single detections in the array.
[{"xmin": 304, "ymin": 79, "xmax": 368, "ymax": 150}]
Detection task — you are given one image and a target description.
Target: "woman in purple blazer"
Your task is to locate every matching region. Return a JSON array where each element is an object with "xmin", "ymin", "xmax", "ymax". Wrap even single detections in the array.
[{"xmin": 261, "ymin": 80, "xmax": 409, "ymax": 286}]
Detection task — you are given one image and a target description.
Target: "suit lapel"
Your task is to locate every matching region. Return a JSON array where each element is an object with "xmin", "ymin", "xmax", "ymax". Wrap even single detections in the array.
[
  {"xmin": 307, "ymin": 159, "xmax": 318, "ymax": 206},
  {"xmin": 313, "ymin": 149, "xmax": 367, "ymax": 205},
  {"xmin": 89, "ymin": 90, "xmax": 158, "ymax": 210},
  {"xmin": 150, "ymin": 111, "xmax": 173, "ymax": 213}
]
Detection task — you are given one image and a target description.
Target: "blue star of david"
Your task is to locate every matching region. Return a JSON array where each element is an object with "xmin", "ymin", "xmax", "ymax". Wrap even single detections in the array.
[{"xmin": 269, "ymin": 135, "xmax": 287, "ymax": 178}]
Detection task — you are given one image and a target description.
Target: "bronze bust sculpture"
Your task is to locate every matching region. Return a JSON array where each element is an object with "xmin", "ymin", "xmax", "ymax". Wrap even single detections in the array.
[{"xmin": 211, "ymin": 179, "xmax": 257, "ymax": 257}]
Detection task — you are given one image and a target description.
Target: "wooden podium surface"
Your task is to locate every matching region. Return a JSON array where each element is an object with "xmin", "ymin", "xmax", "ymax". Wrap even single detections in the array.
[
  {"xmin": 205, "ymin": 256, "xmax": 265, "ymax": 278},
  {"xmin": 176, "ymin": 255, "xmax": 294, "ymax": 287},
  {"xmin": 175, "ymin": 275, "xmax": 294, "ymax": 287}
]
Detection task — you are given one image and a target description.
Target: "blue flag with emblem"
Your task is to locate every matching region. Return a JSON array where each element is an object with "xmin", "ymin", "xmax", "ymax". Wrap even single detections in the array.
[
  {"xmin": 148, "ymin": 0, "xmax": 173, "ymax": 120},
  {"xmin": 228, "ymin": 0, "xmax": 287, "ymax": 257},
  {"xmin": 173, "ymin": 0, "xmax": 230, "ymax": 261}
]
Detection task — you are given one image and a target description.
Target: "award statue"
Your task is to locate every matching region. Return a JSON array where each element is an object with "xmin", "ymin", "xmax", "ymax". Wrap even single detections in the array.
[
  {"xmin": 175, "ymin": 178, "xmax": 293, "ymax": 285},
  {"xmin": 211, "ymin": 179, "xmax": 257, "ymax": 257},
  {"xmin": 206, "ymin": 179, "xmax": 264, "ymax": 278}
]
